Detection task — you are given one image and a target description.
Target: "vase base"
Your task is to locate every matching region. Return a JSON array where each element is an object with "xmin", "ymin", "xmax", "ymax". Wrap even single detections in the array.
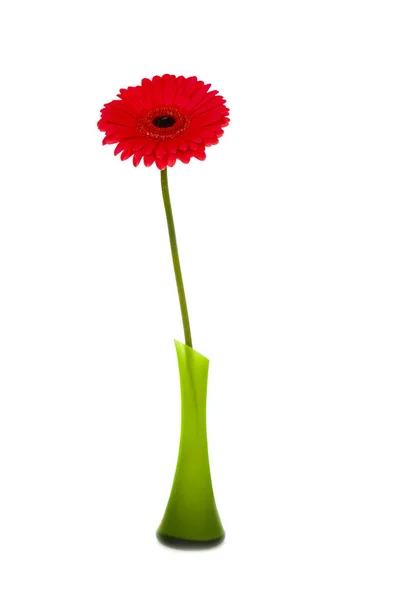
[{"xmin": 156, "ymin": 532, "xmax": 225, "ymax": 551}]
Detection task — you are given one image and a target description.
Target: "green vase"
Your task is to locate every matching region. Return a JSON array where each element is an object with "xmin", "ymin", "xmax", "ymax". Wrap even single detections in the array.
[{"xmin": 156, "ymin": 340, "xmax": 225, "ymax": 548}]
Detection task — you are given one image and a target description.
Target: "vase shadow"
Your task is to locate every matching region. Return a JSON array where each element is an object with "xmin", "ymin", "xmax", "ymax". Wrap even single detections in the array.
[{"xmin": 156, "ymin": 532, "xmax": 225, "ymax": 551}]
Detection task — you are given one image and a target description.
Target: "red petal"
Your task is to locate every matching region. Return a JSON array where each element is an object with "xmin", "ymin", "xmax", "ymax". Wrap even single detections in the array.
[
  {"xmin": 167, "ymin": 154, "xmax": 176, "ymax": 167},
  {"xmin": 197, "ymin": 126, "xmax": 224, "ymax": 138},
  {"xmin": 117, "ymin": 88, "xmax": 146, "ymax": 113},
  {"xmin": 174, "ymin": 76, "xmax": 197, "ymax": 107},
  {"xmin": 190, "ymin": 92, "xmax": 226, "ymax": 117},
  {"xmin": 120, "ymin": 147, "xmax": 134, "ymax": 160},
  {"xmin": 164, "ymin": 138, "xmax": 179, "ymax": 153},
  {"xmin": 155, "ymin": 142, "xmax": 167, "ymax": 158},
  {"xmin": 191, "ymin": 100, "xmax": 228, "ymax": 120},
  {"xmin": 102, "ymin": 134, "xmax": 118, "ymax": 145},
  {"xmin": 143, "ymin": 139, "xmax": 159, "ymax": 155},
  {"xmin": 98, "ymin": 123, "xmax": 141, "ymax": 139},
  {"xmin": 151, "ymin": 75, "xmax": 163, "ymax": 105},
  {"xmin": 185, "ymin": 76, "xmax": 200, "ymax": 97},
  {"xmin": 140, "ymin": 78, "xmax": 155, "ymax": 107},
  {"xmin": 100, "ymin": 101, "xmax": 138, "ymax": 126},
  {"xmin": 193, "ymin": 147, "xmax": 206, "ymax": 161},
  {"xmin": 174, "ymin": 76, "xmax": 186, "ymax": 99},
  {"xmin": 129, "ymin": 137, "xmax": 150, "ymax": 151},
  {"xmin": 144, "ymin": 154, "xmax": 155, "ymax": 167},
  {"xmin": 156, "ymin": 156, "xmax": 168, "ymax": 170},
  {"xmin": 113, "ymin": 142, "xmax": 125, "ymax": 156},
  {"xmin": 185, "ymin": 85, "xmax": 211, "ymax": 111},
  {"xmin": 176, "ymin": 150, "xmax": 191, "ymax": 164},
  {"xmin": 203, "ymin": 137, "xmax": 220, "ymax": 147},
  {"xmin": 161, "ymin": 74, "xmax": 177, "ymax": 104},
  {"xmin": 192, "ymin": 107, "xmax": 229, "ymax": 124},
  {"xmin": 133, "ymin": 151, "xmax": 143, "ymax": 167}
]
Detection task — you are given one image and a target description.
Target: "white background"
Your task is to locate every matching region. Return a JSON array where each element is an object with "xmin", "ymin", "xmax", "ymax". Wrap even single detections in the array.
[{"xmin": 0, "ymin": 0, "xmax": 399, "ymax": 598}]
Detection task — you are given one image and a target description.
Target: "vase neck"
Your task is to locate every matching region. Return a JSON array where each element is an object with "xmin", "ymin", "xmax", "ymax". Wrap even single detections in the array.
[{"xmin": 175, "ymin": 339, "xmax": 210, "ymax": 441}]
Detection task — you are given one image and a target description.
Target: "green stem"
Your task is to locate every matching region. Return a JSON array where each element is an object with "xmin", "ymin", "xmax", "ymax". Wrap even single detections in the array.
[{"xmin": 160, "ymin": 168, "xmax": 193, "ymax": 348}]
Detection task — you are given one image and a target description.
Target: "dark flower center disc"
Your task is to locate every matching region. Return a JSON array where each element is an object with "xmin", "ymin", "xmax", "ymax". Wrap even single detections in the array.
[{"xmin": 153, "ymin": 115, "xmax": 176, "ymax": 128}]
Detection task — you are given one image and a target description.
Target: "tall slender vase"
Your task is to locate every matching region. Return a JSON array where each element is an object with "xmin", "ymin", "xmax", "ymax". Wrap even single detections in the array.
[{"xmin": 157, "ymin": 340, "xmax": 225, "ymax": 548}]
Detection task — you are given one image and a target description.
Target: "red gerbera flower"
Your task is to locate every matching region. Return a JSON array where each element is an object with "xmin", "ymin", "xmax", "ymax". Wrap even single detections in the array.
[{"xmin": 97, "ymin": 74, "xmax": 230, "ymax": 170}]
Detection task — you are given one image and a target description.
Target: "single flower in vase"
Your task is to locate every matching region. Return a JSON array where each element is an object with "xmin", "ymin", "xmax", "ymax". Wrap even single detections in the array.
[{"xmin": 98, "ymin": 74, "xmax": 230, "ymax": 548}]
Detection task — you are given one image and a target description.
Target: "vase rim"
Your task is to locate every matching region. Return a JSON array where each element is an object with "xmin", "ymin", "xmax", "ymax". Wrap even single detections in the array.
[{"xmin": 174, "ymin": 339, "xmax": 209, "ymax": 363}]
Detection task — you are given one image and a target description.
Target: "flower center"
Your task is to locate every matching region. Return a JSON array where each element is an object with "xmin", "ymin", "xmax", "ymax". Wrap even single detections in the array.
[
  {"xmin": 153, "ymin": 115, "xmax": 176, "ymax": 128},
  {"xmin": 136, "ymin": 106, "xmax": 190, "ymax": 140}
]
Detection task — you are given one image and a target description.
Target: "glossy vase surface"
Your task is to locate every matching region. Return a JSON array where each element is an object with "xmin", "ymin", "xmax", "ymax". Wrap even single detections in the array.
[{"xmin": 157, "ymin": 340, "xmax": 224, "ymax": 548}]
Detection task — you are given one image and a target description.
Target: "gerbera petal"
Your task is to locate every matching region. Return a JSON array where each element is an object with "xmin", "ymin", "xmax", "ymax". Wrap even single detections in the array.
[
  {"xmin": 140, "ymin": 78, "xmax": 155, "ymax": 107},
  {"xmin": 203, "ymin": 136, "xmax": 220, "ymax": 147},
  {"xmin": 190, "ymin": 96, "xmax": 228, "ymax": 119},
  {"xmin": 143, "ymin": 154, "xmax": 155, "ymax": 167},
  {"xmin": 113, "ymin": 142, "xmax": 125, "ymax": 156},
  {"xmin": 196, "ymin": 126, "xmax": 224, "ymax": 138},
  {"xmin": 164, "ymin": 138, "xmax": 179, "ymax": 154},
  {"xmin": 174, "ymin": 76, "xmax": 197, "ymax": 107},
  {"xmin": 174, "ymin": 75, "xmax": 186, "ymax": 98},
  {"xmin": 100, "ymin": 101, "xmax": 138, "ymax": 126},
  {"xmin": 102, "ymin": 134, "xmax": 117, "ymax": 145},
  {"xmin": 130, "ymin": 86, "xmax": 152, "ymax": 110},
  {"xmin": 176, "ymin": 150, "xmax": 191, "ymax": 164},
  {"xmin": 185, "ymin": 84, "xmax": 212, "ymax": 111},
  {"xmin": 193, "ymin": 146, "xmax": 206, "ymax": 161},
  {"xmin": 190, "ymin": 90, "xmax": 221, "ymax": 114},
  {"xmin": 129, "ymin": 137, "xmax": 150, "ymax": 151},
  {"xmin": 109, "ymin": 137, "xmax": 147, "ymax": 153},
  {"xmin": 133, "ymin": 151, "xmax": 143, "ymax": 167},
  {"xmin": 98, "ymin": 123, "xmax": 141, "ymax": 139},
  {"xmin": 189, "ymin": 136, "xmax": 204, "ymax": 144},
  {"xmin": 143, "ymin": 139, "xmax": 159, "ymax": 155},
  {"xmin": 151, "ymin": 75, "xmax": 163, "ymax": 104},
  {"xmin": 185, "ymin": 76, "xmax": 200, "ymax": 98},
  {"xmin": 120, "ymin": 147, "xmax": 134, "ymax": 161},
  {"xmin": 156, "ymin": 156, "xmax": 168, "ymax": 170},
  {"xmin": 192, "ymin": 106, "xmax": 229, "ymax": 124},
  {"xmin": 161, "ymin": 74, "xmax": 177, "ymax": 105},
  {"xmin": 192, "ymin": 113, "xmax": 229, "ymax": 129},
  {"xmin": 155, "ymin": 142, "xmax": 167, "ymax": 158},
  {"xmin": 117, "ymin": 88, "xmax": 145, "ymax": 113},
  {"xmin": 167, "ymin": 154, "xmax": 177, "ymax": 167}
]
